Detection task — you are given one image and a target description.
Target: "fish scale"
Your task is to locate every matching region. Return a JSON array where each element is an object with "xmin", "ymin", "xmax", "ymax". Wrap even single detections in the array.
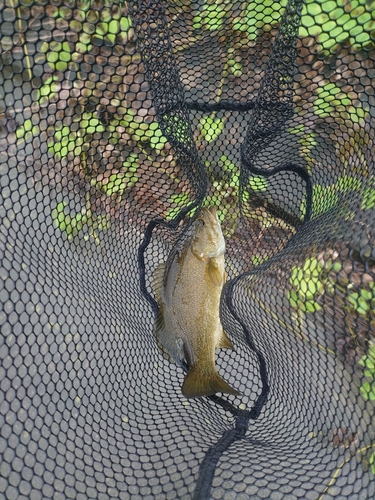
[{"xmin": 152, "ymin": 207, "xmax": 240, "ymax": 398}]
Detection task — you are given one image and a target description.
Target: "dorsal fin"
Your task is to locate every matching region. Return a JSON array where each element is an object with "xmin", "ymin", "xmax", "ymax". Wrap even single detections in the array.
[
  {"xmin": 154, "ymin": 306, "xmax": 173, "ymax": 363},
  {"xmin": 151, "ymin": 262, "xmax": 165, "ymax": 303},
  {"xmin": 155, "ymin": 307, "xmax": 165, "ymax": 337}
]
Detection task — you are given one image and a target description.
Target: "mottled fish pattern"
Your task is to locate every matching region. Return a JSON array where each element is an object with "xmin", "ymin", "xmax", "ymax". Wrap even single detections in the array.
[{"xmin": 153, "ymin": 207, "xmax": 239, "ymax": 398}]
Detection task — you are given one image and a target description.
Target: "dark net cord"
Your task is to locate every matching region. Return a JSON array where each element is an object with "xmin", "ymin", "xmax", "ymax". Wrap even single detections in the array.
[
  {"xmin": 139, "ymin": 228, "xmax": 270, "ymax": 499},
  {"xmin": 186, "ymin": 101, "xmax": 256, "ymax": 112},
  {"xmin": 192, "ymin": 411, "xmax": 251, "ymax": 500},
  {"xmin": 188, "ymin": 278, "xmax": 271, "ymax": 500},
  {"xmin": 137, "ymin": 6, "xmax": 306, "ymax": 496},
  {"xmin": 129, "ymin": 0, "xmax": 206, "ymax": 197},
  {"xmin": 131, "ymin": 8, "xmax": 270, "ymax": 485},
  {"xmin": 1, "ymin": 0, "xmax": 375, "ymax": 498}
]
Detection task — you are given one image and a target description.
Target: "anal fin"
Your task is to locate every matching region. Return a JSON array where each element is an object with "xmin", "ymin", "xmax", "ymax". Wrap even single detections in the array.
[{"xmin": 217, "ymin": 328, "xmax": 233, "ymax": 349}]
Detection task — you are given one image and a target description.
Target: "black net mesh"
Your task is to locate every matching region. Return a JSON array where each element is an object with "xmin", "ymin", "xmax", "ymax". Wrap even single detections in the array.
[{"xmin": 1, "ymin": 0, "xmax": 375, "ymax": 498}]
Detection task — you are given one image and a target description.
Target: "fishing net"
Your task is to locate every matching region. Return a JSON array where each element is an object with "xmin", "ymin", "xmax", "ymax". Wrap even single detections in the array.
[{"xmin": 1, "ymin": 0, "xmax": 375, "ymax": 498}]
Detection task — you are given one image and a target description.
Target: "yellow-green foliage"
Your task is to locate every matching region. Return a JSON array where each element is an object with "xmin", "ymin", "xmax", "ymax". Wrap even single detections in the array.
[
  {"xmin": 300, "ymin": 0, "xmax": 375, "ymax": 53},
  {"xmin": 199, "ymin": 116, "xmax": 225, "ymax": 143},
  {"xmin": 52, "ymin": 201, "xmax": 110, "ymax": 241},
  {"xmin": 164, "ymin": 155, "xmax": 268, "ymax": 222},
  {"xmin": 99, "ymin": 154, "xmax": 139, "ymax": 196},
  {"xmin": 362, "ymin": 188, "xmax": 375, "ymax": 210},
  {"xmin": 288, "ymin": 257, "xmax": 326, "ymax": 313},
  {"xmin": 313, "ymin": 81, "xmax": 369, "ymax": 122},
  {"xmin": 192, "ymin": 0, "xmax": 375, "ymax": 54},
  {"xmin": 232, "ymin": 0, "xmax": 288, "ymax": 39},
  {"xmin": 359, "ymin": 344, "xmax": 375, "ymax": 402},
  {"xmin": 300, "ymin": 177, "xmax": 375, "ymax": 219},
  {"xmin": 348, "ymin": 282, "xmax": 375, "ymax": 318}
]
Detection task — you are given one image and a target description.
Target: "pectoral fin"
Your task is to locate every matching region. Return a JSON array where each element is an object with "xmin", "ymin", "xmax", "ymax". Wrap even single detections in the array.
[
  {"xmin": 217, "ymin": 328, "xmax": 233, "ymax": 349},
  {"xmin": 208, "ymin": 259, "xmax": 224, "ymax": 287}
]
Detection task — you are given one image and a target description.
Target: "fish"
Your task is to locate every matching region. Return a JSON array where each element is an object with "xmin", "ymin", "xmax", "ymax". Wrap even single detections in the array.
[{"xmin": 152, "ymin": 206, "xmax": 239, "ymax": 398}]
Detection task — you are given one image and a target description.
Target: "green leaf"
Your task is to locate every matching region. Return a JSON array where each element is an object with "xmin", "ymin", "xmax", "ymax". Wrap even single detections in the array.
[
  {"xmin": 130, "ymin": 120, "xmax": 168, "ymax": 151},
  {"xmin": 249, "ymin": 176, "xmax": 268, "ymax": 192},
  {"xmin": 164, "ymin": 193, "xmax": 196, "ymax": 221},
  {"xmin": 52, "ymin": 202, "xmax": 76, "ymax": 238},
  {"xmin": 228, "ymin": 58, "xmax": 243, "ymax": 77},
  {"xmin": 120, "ymin": 16, "xmax": 132, "ymax": 32},
  {"xmin": 233, "ymin": 0, "xmax": 287, "ymax": 38},
  {"xmin": 37, "ymin": 76, "xmax": 59, "ymax": 106},
  {"xmin": 94, "ymin": 16, "xmax": 132, "ymax": 45},
  {"xmin": 169, "ymin": 193, "xmax": 191, "ymax": 206},
  {"xmin": 199, "ymin": 116, "xmax": 225, "ymax": 142},
  {"xmin": 101, "ymin": 170, "xmax": 138, "ymax": 196},
  {"xmin": 361, "ymin": 289, "xmax": 374, "ymax": 301},
  {"xmin": 300, "ymin": 0, "xmax": 375, "ymax": 52},
  {"xmin": 289, "ymin": 124, "xmax": 305, "ymax": 135},
  {"xmin": 52, "ymin": 202, "xmax": 69, "ymax": 229},
  {"xmin": 360, "ymin": 381, "xmax": 371, "ymax": 394},
  {"xmin": 96, "ymin": 21, "xmax": 109, "ymax": 36},
  {"xmin": 192, "ymin": 12, "xmax": 203, "ymax": 30},
  {"xmin": 305, "ymin": 300, "xmax": 322, "ymax": 312},
  {"xmin": 218, "ymin": 156, "xmax": 240, "ymax": 192},
  {"xmin": 149, "ymin": 124, "xmax": 168, "ymax": 150},
  {"xmin": 122, "ymin": 153, "xmax": 139, "ymax": 169},
  {"xmin": 361, "ymin": 188, "xmax": 375, "ymax": 210},
  {"xmin": 251, "ymin": 254, "xmax": 266, "ymax": 266},
  {"xmin": 16, "ymin": 119, "xmax": 40, "ymax": 140},
  {"xmin": 303, "ymin": 257, "xmax": 319, "ymax": 273},
  {"xmin": 300, "ymin": 184, "xmax": 339, "ymax": 218},
  {"xmin": 52, "ymin": 199, "xmax": 109, "ymax": 243},
  {"xmin": 41, "ymin": 40, "xmax": 72, "ymax": 72},
  {"xmin": 369, "ymin": 346, "xmax": 375, "ymax": 361},
  {"xmin": 359, "ymin": 344, "xmax": 375, "ymax": 400},
  {"xmin": 76, "ymin": 41, "xmax": 92, "ymax": 53},
  {"xmin": 336, "ymin": 176, "xmax": 362, "ymax": 192},
  {"xmin": 220, "ymin": 155, "xmax": 238, "ymax": 173},
  {"xmin": 48, "ymin": 125, "xmax": 82, "ymax": 160},
  {"xmin": 96, "ymin": 215, "xmax": 111, "ymax": 231},
  {"xmin": 195, "ymin": 4, "xmax": 227, "ymax": 31},
  {"xmin": 288, "ymin": 257, "xmax": 325, "ymax": 313},
  {"xmin": 314, "ymin": 82, "xmax": 353, "ymax": 118},
  {"xmin": 348, "ymin": 285, "xmax": 375, "ymax": 316}
]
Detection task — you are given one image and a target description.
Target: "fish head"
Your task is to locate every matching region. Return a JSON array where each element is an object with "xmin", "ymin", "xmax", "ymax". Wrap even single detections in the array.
[{"xmin": 191, "ymin": 207, "xmax": 225, "ymax": 259}]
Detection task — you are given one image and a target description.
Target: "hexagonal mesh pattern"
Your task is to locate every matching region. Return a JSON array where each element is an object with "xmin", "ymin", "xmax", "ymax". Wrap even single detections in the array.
[{"xmin": 1, "ymin": 0, "xmax": 375, "ymax": 499}]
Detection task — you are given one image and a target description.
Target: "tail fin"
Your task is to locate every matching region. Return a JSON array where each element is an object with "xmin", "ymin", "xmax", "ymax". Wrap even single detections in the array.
[{"xmin": 181, "ymin": 365, "xmax": 240, "ymax": 398}]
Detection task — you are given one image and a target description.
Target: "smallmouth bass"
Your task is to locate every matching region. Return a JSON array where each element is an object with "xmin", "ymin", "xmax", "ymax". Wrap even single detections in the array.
[{"xmin": 152, "ymin": 207, "xmax": 239, "ymax": 398}]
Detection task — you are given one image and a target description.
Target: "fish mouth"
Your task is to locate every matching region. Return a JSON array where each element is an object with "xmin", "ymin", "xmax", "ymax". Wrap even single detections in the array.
[{"xmin": 199, "ymin": 206, "xmax": 219, "ymax": 223}]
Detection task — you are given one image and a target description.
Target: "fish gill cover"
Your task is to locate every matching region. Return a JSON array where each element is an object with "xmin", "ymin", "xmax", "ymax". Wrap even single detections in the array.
[{"xmin": 0, "ymin": 0, "xmax": 375, "ymax": 498}]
